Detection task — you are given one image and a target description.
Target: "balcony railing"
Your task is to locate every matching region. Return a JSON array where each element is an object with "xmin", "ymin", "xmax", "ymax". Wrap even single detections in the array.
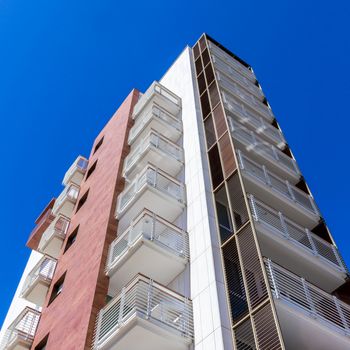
[
  {"xmin": 117, "ymin": 165, "xmax": 185, "ymax": 216},
  {"xmin": 128, "ymin": 105, "xmax": 182, "ymax": 145},
  {"xmin": 21, "ymin": 255, "xmax": 57, "ymax": 301},
  {"xmin": 93, "ymin": 275, "xmax": 193, "ymax": 349},
  {"xmin": 52, "ymin": 183, "xmax": 79, "ymax": 215},
  {"xmin": 133, "ymin": 81, "xmax": 181, "ymax": 119},
  {"xmin": 212, "ymin": 55, "xmax": 264, "ymax": 99},
  {"xmin": 266, "ymin": 259, "xmax": 350, "ymax": 337},
  {"xmin": 0, "ymin": 308, "xmax": 40, "ymax": 350},
  {"xmin": 238, "ymin": 151, "xmax": 319, "ymax": 217},
  {"xmin": 228, "ymin": 117, "xmax": 300, "ymax": 177},
  {"xmin": 249, "ymin": 196, "xmax": 347, "ymax": 273},
  {"xmin": 62, "ymin": 156, "xmax": 88, "ymax": 186},
  {"xmin": 124, "ymin": 131, "xmax": 184, "ymax": 178}
]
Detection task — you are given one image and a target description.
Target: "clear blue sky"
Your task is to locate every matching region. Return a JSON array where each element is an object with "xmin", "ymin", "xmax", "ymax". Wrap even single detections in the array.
[{"xmin": 1, "ymin": 0, "xmax": 349, "ymax": 324}]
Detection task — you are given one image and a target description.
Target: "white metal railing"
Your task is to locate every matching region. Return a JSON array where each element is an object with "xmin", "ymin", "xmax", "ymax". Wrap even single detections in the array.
[
  {"xmin": 133, "ymin": 81, "xmax": 181, "ymax": 118},
  {"xmin": 93, "ymin": 275, "xmax": 193, "ymax": 348},
  {"xmin": 62, "ymin": 156, "xmax": 88, "ymax": 185},
  {"xmin": 249, "ymin": 196, "xmax": 347, "ymax": 273},
  {"xmin": 228, "ymin": 117, "xmax": 300, "ymax": 177},
  {"xmin": 38, "ymin": 215, "xmax": 70, "ymax": 250},
  {"xmin": 0, "ymin": 308, "xmax": 40, "ymax": 350},
  {"xmin": 124, "ymin": 131, "xmax": 184, "ymax": 176},
  {"xmin": 208, "ymin": 41, "xmax": 256, "ymax": 82},
  {"xmin": 52, "ymin": 183, "xmax": 80, "ymax": 214},
  {"xmin": 128, "ymin": 105, "xmax": 182, "ymax": 144},
  {"xmin": 117, "ymin": 165, "xmax": 185, "ymax": 215},
  {"xmin": 21, "ymin": 256, "xmax": 57, "ymax": 298},
  {"xmin": 266, "ymin": 259, "xmax": 350, "ymax": 336},
  {"xmin": 227, "ymin": 107, "xmax": 285, "ymax": 148},
  {"xmin": 107, "ymin": 210, "xmax": 189, "ymax": 271},
  {"xmin": 212, "ymin": 55, "xmax": 264, "ymax": 99},
  {"xmin": 239, "ymin": 151, "xmax": 319, "ymax": 216}
]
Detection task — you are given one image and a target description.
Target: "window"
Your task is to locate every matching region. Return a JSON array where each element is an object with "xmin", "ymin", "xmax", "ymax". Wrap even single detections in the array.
[
  {"xmin": 76, "ymin": 189, "xmax": 89, "ymax": 213},
  {"xmin": 64, "ymin": 226, "xmax": 79, "ymax": 253},
  {"xmin": 48, "ymin": 273, "xmax": 66, "ymax": 305},
  {"xmin": 35, "ymin": 335, "xmax": 49, "ymax": 350},
  {"xmin": 93, "ymin": 136, "xmax": 104, "ymax": 154},
  {"xmin": 86, "ymin": 160, "xmax": 97, "ymax": 180}
]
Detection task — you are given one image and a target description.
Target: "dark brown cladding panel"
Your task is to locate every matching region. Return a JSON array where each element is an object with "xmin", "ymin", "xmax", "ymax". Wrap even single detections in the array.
[{"xmin": 31, "ymin": 89, "xmax": 139, "ymax": 350}]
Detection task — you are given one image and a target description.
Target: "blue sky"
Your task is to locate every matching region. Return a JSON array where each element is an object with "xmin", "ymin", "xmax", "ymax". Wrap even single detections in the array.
[{"xmin": 0, "ymin": 0, "xmax": 349, "ymax": 324}]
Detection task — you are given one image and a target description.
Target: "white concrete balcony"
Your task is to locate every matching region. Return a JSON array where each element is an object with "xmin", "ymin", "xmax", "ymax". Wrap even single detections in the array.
[
  {"xmin": 266, "ymin": 260, "xmax": 350, "ymax": 350},
  {"xmin": 107, "ymin": 209, "xmax": 189, "ymax": 294},
  {"xmin": 0, "ymin": 307, "xmax": 40, "ymax": 350},
  {"xmin": 93, "ymin": 275, "xmax": 193, "ymax": 350},
  {"xmin": 133, "ymin": 82, "xmax": 181, "ymax": 120},
  {"xmin": 21, "ymin": 256, "xmax": 56, "ymax": 306},
  {"xmin": 62, "ymin": 156, "xmax": 88, "ymax": 186},
  {"xmin": 116, "ymin": 165, "xmax": 185, "ymax": 233},
  {"xmin": 250, "ymin": 196, "xmax": 347, "ymax": 292},
  {"xmin": 52, "ymin": 183, "xmax": 79, "ymax": 218},
  {"xmin": 123, "ymin": 131, "xmax": 184, "ymax": 180},
  {"xmin": 238, "ymin": 151, "xmax": 320, "ymax": 226},
  {"xmin": 37, "ymin": 214, "xmax": 70, "ymax": 258},
  {"xmin": 208, "ymin": 41, "xmax": 256, "ymax": 83},
  {"xmin": 212, "ymin": 55, "xmax": 264, "ymax": 99},
  {"xmin": 128, "ymin": 105, "xmax": 182, "ymax": 145},
  {"xmin": 226, "ymin": 106, "xmax": 285, "ymax": 149},
  {"xmin": 228, "ymin": 117, "xmax": 300, "ymax": 182}
]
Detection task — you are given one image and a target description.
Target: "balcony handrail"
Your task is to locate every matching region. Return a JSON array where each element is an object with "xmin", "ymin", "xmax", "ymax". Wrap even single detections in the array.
[
  {"xmin": 238, "ymin": 151, "xmax": 319, "ymax": 216},
  {"xmin": 133, "ymin": 81, "xmax": 181, "ymax": 118},
  {"xmin": 52, "ymin": 183, "xmax": 80, "ymax": 214},
  {"xmin": 124, "ymin": 131, "xmax": 184, "ymax": 174},
  {"xmin": 249, "ymin": 195, "xmax": 347, "ymax": 273},
  {"xmin": 107, "ymin": 210, "xmax": 189, "ymax": 270},
  {"xmin": 0, "ymin": 307, "xmax": 40, "ymax": 349},
  {"xmin": 228, "ymin": 117, "xmax": 300, "ymax": 176},
  {"xmin": 62, "ymin": 156, "xmax": 88, "ymax": 185},
  {"xmin": 265, "ymin": 259, "xmax": 350, "ymax": 336},
  {"xmin": 117, "ymin": 165, "xmax": 185, "ymax": 214},
  {"xmin": 93, "ymin": 275, "xmax": 193, "ymax": 348},
  {"xmin": 21, "ymin": 256, "xmax": 56, "ymax": 297}
]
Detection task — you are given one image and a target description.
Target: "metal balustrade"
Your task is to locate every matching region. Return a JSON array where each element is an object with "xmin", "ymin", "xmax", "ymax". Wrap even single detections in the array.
[
  {"xmin": 238, "ymin": 151, "xmax": 319, "ymax": 216},
  {"xmin": 249, "ymin": 196, "xmax": 347, "ymax": 273},
  {"xmin": 93, "ymin": 275, "xmax": 194, "ymax": 349},
  {"xmin": 0, "ymin": 308, "xmax": 40, "ymax": 350},
  {"xmin": 62, "ymin": 156, "xmax": 88, "ymax": 186},
  {"xmin": 52, "ymin": 183, "xmax": 79, "ymax": 215},
  {"xmin": 124, "ymin": 131, "xmax": 184, "ymax": 178},
  {"xmin": 128, "ymin": 105, "xmax": 182, "ymax": 144},
  {"xmin": 133, "ymin": 81, "xmax": 181, "ymax": 119},
  {"xmin": 212, "ymin": 54, "xmax": 264, "ymax": 99},
  {"xmin": 266, "ymin": 259, "xmax": 350, "ymax": 337},
  {"xmin": 21, "ymin": 255, "xmax": 57, "ymax": 300},
  {"xmin": 228, "ymin": 117, "xmax": 300, "ymax": 177},
  {"xmin": 107, "ymin": 210, "xmax": 189, "ymax": 271}
]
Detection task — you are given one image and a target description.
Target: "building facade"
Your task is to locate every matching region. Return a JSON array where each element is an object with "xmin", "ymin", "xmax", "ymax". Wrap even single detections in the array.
[{"xmin": 1, "ymin": 34, "xmax": 349, "ymax": 350}]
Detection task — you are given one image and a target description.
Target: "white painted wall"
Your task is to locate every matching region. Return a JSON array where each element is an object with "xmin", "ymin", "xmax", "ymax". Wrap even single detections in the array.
[{"xmin": 160, "ymin": 47, "xmax": 234, "ymax": 350}]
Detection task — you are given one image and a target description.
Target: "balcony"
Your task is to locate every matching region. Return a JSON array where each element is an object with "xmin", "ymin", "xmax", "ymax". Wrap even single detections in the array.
[
  {"xmin": 208, "ymin": 41, "xmax": 256, "ymax": 83},
  {"xmin": 250, "ymin": 196, "xmax": 347, "ymax": 292},
  {"xmin": 0, "ymin": 307, "xmax": 40, "ymax": 350},
  {"xmin": 238, "ymin": 151, "xmax": 320, "ymax": 226},
  {"xmin": 93, "ymin": 275, "xmax": 193, "ymax": 350},
  {"xmin": 212, "ymin": 55, "xmax": 264, "ymax": 99},
  {"xmin": 52, "ymin": 183, "xmax": 79, "ymax": 218},
  {"xmin": 37, "ymin": 214, "xmax": 70, "ymax": 258},
  {"xmin": 133, "ymin": 82, "xmax": 181, "ymax": 120},
  {"xmin": 21, "ymin": 256, "xmax": 56, "ymax": 306},
  {"xmin": 228, "ymin": 117, "xmax": 300, "ymax": 182},
  {"xmin": 128, "ymin": 105, "xmax": 182, "ymax": 145},
  {"xmin": 123, "ymin": 131, "xmax": 184, "ymax": 180},
  {"xmin": 107, "ymin": 209, "xmax": 189, "ymax": 294},
  {"xmin": 62, "ymin": 156, "xmax": 88, "ymax": 186},
  {"xmin": 226, "ymin": 106, "xmax": 285, "ymax": 149},
  {"xmin": 116, "ymin": 165, "xmax": 186, "ymax": 233},
  {"xmin": 266, "ymin": 260, "xmax": 350, "ymax": 350}
]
